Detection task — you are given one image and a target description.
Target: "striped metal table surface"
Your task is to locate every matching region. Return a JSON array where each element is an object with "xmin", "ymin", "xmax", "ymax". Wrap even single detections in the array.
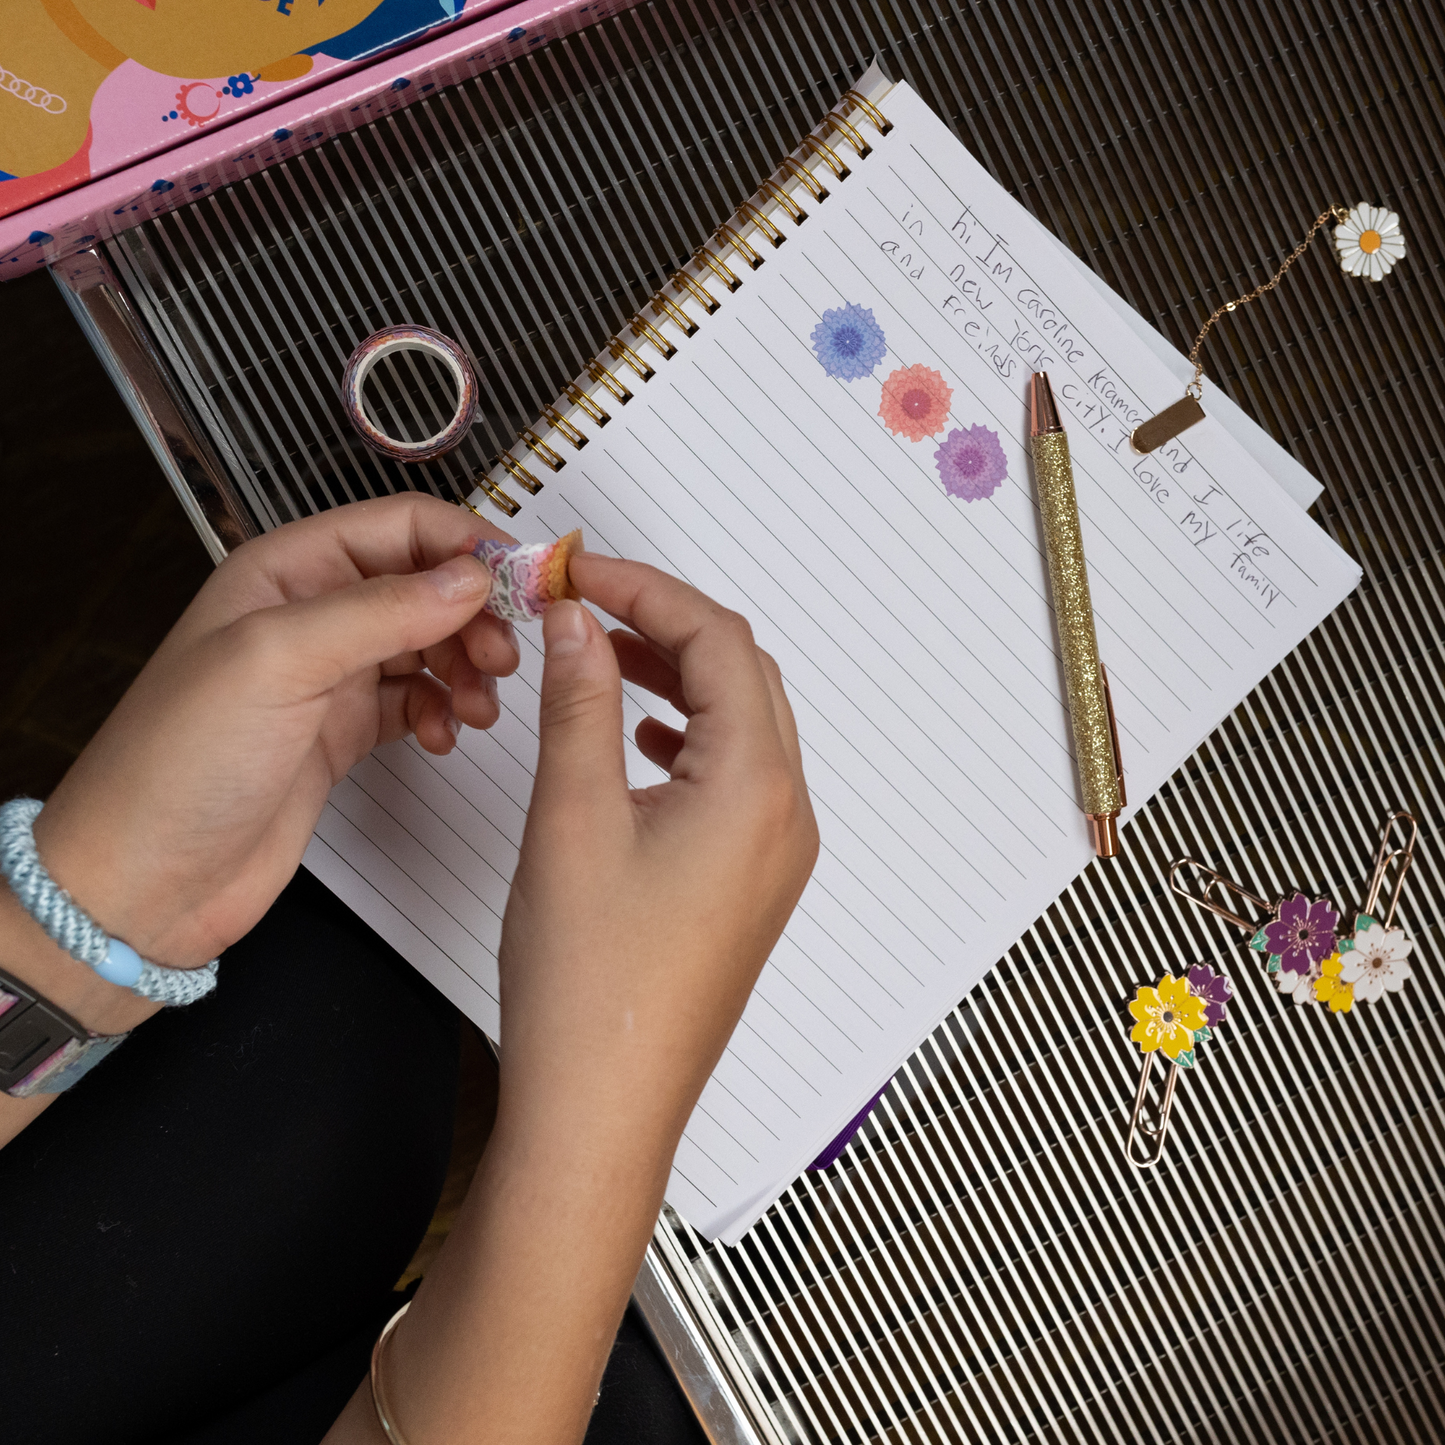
[{"xmin": 87, "ymin": 0, "xmax": 1445, "ymax": 1439}]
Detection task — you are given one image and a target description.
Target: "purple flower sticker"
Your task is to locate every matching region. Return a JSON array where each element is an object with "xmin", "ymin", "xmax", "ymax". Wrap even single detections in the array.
[
  {"xmin": 934, "ymin": 424, "xmax": 1008, "ymax": 501},
  {"xmin": 811, "ymin": 303, "xmax": 887, "ymax": 380},
  {"xmin": 1258, "ymin": 892, "xmax": 1340, "ymax": 975},
  {"xmin": 1186, "ymin": 963, "xmax": 1234, "ymax": 1027}
]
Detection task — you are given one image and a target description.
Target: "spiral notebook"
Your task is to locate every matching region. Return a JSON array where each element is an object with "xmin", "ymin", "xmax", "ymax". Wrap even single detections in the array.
[{"xmin": 302, "ymin": 68, "xmax": 1361, "ymax": 1243}]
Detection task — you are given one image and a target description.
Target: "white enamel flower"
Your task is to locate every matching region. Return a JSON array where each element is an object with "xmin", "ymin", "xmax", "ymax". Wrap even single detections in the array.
[
  {"xmin": 1336, "ymin": 204, "xmax": 1405, "ymax": 282},
  {"xmin": 1274, "ymin": 958, "xmax": 1322, "ymax": 1006},
  {"xmin": 1340, "ymin": 920, "xmax": 1413, "ymax": 1003}
]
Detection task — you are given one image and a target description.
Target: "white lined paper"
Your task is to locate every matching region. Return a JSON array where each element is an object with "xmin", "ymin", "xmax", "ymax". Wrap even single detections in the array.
[{"xmin": 303, "ymin": 81, "xmax": 1359, "ymax": 1242}]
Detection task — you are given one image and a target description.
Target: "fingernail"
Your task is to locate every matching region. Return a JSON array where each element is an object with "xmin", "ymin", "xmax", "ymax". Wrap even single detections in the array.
[
  {"xmin": 428, "ymin": 553, "xmax": 492, "ymax": 603},
  {"xmin": 544, "ymin": 599, "xmax": 589, "ymax": 657},
  {"xmin": 445, "ymin": 710, "xmax": 462, "ymax": 739}
]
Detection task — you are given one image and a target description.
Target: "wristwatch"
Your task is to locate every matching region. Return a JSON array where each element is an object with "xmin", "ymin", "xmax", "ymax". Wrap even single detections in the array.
[{"xmin": 0, "ymin": 963, "xmax": 129, "ymax": 1098}]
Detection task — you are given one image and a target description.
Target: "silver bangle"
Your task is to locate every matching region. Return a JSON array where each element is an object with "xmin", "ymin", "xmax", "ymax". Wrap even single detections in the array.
[{"xmin": 369, "ymin": 1300, "xmax": 413, "ymax": 1444}]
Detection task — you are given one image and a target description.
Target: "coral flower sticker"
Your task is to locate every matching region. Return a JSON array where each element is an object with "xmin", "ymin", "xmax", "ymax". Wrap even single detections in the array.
[
  {"xmin": 1128, "ymin": 974, "xmax": 1208, "ymax": 1065},
  {"xmin": 811, "ymin": 303, "xmax": 887, "ymax": 380},
  {"xmin": 879, "ymin": 364, "xmax": 952, "ymax": 442},
  {"xmin": 934, "ymin": 424, "xmax": 1008, "ymax": 501}
]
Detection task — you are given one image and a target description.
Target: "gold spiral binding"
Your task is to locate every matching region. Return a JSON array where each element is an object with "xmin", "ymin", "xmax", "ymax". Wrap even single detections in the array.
[
  {"xmin": 799, "ymin": 133, "xmax": 849, "ymax": 181},
  {"xmin": 540, "ymin": 404, "xmax": 588, "ymax": 448},
  {"xmin": 585, "ymin": 360, "xmax": 632, "ymax": 404},
  {"xmin": 520, "ymin": 429, "xmax": 566, "ymax": 472},
  {"xmin": 652, "ymin": 292, "xmax": 699, "ymax": 336},
  {"xmin": 738, "ymin": 202, "xmax": 786, "ymax": 248},
  {"xmin": 671, "ymin": 270, "xmax": 719, "ymax": 314},
  {"xmin": 466, "ymin": 475, "xmax": 520, "ymax": 518},
  {"xmin": 760, "ymin": 179, "xmax": 807, "ymax": 224},
  {"xmin": 717, "ymin": 223, "xmax": 764, "ymax": 270},
  {"xmin": 780, "ymin": 155, "xmax": 828, "ymax": 203},
  {"xmin": 470, "ymin": 85, "xmax": 888, "ymax": 525},
  {"xmin": 694, "ymin": 246, "xmax": 742, "ymax": 292},
  {"xmin": 608, "ymin": 338, "xmax": 655, "ymax": 381},
  {"xmin": 840, "ymin": 89, "xmax": 893, "ymax": 135},
  {"xmin": 823, "ymin": 111, "xmax": 870, "ymax": 159},
  {"xmin": 629, "ymin": 316, "xmax": 676, "ymax": 360},
  {"xmin": 496, "ymin": 452, "xmax": 544, "ymax": 494},
  {"xmin": 566, "ymin": 382, "xmax": 611, "ymax": 424}
]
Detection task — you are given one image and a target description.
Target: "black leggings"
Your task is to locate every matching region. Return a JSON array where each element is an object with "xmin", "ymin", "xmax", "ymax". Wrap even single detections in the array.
[{"xmin": 2, "ymin": 867, "xmax": 704, "ymax": 1445}]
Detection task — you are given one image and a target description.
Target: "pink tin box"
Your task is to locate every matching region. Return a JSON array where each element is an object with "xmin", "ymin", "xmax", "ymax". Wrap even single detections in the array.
[{"xmin": 2, "ymin": 0, "xmax": 633, "ymax": 279}]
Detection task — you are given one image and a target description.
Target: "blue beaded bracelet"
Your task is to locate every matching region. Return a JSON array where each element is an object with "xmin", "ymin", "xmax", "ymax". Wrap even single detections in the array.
[{"xmin": 0, "ymin": 797, "xmax": 217, "ymax": 1007}]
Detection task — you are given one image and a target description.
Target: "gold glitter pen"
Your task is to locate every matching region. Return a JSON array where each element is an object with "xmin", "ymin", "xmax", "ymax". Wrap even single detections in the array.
[{"xmin": 1029, "ymin": 371, "xmax": 1126, "ymax": 858}]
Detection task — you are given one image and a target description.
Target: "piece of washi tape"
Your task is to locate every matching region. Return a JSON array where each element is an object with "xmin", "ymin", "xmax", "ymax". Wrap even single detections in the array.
[{"xmin": 340, "ymin": 324, "xmax": 478, "ymax": 463}]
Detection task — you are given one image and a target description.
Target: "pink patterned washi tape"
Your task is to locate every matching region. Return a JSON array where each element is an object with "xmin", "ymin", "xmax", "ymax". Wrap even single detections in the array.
[{"xmin": 340, "ymin": 325, "xmax": 478, "ymax": 463}]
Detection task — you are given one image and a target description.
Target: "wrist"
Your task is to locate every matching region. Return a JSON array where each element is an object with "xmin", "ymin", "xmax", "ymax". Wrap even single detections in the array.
[{"xmin": 0, "ymin": 884, "xmax": 160, "ymax": 1036}]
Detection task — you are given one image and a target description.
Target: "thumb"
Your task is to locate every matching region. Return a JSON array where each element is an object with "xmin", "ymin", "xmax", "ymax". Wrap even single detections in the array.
[
  {"xmin": 230, "ymin": 553, "xmax": 494, "ymax": 696},
  {"xmin": 531, "ymin": 600, "xmax": 628, "ymax": 818}
]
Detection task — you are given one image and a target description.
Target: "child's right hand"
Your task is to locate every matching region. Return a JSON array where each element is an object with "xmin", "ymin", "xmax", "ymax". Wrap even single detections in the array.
[{"xmin": 500, "ymin": 552, "xmax": 819, "ymax": 1159}]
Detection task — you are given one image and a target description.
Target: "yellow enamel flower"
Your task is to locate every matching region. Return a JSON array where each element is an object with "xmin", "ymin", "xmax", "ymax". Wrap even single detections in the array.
[
  {"xmin": 1129, "ymin": 974, "xmax": 1207, "ymax": 1060},
  {"xmin": 1335, "ymin": 204, "xmax": 1405, "ymax": 283},
  {"xmin": 1313, "ymin": 952, "xmax": 1354, "ymax": 1014}
]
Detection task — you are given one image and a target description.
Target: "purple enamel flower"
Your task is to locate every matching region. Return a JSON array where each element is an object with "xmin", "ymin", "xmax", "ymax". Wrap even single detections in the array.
[
  {"xmin": 811, "ymin": 303, "xmax": 887, "ymax": 380},
  {"xmin": 1262, "ymin": 892, "xmax": 1340, "ymax": 975},
  {"xmin": 1186, "ymin": 963, "xmax": 1234, "ymax": 1027},
  {"xmin": 934, "ymin": 424, "xmax": 1008, "ymax": 501}
]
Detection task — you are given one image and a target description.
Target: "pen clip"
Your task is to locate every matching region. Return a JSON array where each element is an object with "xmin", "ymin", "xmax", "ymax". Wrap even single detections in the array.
[{"xmin": 1099, "ymin": 663, "xmax": 1126, "ymax": 808}]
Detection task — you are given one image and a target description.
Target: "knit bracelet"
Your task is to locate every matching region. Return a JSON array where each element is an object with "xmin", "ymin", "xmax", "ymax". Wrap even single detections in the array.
[{"xmin": 0, "ymin": 797, "xmax": 218, "ymax": 1007}]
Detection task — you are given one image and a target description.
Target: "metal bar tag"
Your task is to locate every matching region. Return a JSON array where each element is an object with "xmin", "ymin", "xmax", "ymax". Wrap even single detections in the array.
[{"xmin": 1131, "ymin": 394, "xmax": 1206, "ymax": 453}]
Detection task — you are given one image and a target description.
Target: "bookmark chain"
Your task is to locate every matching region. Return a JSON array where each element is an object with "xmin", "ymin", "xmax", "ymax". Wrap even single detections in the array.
[{"xmin": 1184, "ymin": 205, "xmax": 1349, "ymax": 400}]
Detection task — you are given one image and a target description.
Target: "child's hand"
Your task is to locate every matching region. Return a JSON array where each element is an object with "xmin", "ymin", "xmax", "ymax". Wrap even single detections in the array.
[
  {"xmin": 497, "ymin": 553, "xmax": 819, "ymax": 1157},
  {"xmin": 28, "ymin": 494, "xmax": 517, "ymax": 1020}
]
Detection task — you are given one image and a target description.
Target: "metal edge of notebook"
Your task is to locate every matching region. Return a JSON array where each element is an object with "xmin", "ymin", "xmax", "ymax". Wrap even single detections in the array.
[{"xmin": 49, "ymin": 246, "xmax": 257, "ymax": 565}]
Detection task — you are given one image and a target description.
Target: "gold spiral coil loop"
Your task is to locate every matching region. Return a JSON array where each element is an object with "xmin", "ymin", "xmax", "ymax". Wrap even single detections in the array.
[
  {"xmin": 779, "ymin": 155, "xmax": 828, "ymax": 202},
  {"xmin": 495, "ymin": 453, "xmax": 544, "ymax": 494},
  {"xmin": 651, "ymin": 292, "xmax": 699, "ymax": 336},
  {"xmin": 468, "ymin": 474, "xmax": 521, "ymax": 517},
  {"xmin": 823, "ymin": 111, "xmax": 870, "ymax": 159},
  {"xmin": 737, "ymin": 202, "xmax": 786, "ymax": 248},
  {"xmin": 585, "ymin": 360, "xmax": 632, "ymax": 404},
  {"xmin": 608, "ymin": 338, "xmax": 655, "ymax": 381},
  {"xmin": 566, "ymin": 382, "xmax": 611, "ymax": 424},
  {"xmin": 695, "ymin": 245, "xmax": 742, "ymax": 291},
  {"xmin": 671, "ymin": 269, "xmax": 719, "ymax": 314},
  {"xmin": 799, "ymin": 133, "xmax": 849, "ymax": 180},
  {"xmin": 759, "ymin": 179, "xmax": 807, "ymax": 224},
  {"xmin": 718, "ymin": 224, "xmax": 765, "ymax": 270},
  {"xmin": 540, "ymin": 404, "xmax": 588, "ymax": 448},
  {"xmin": 841, "ymin": 89, "xmax": 892, "ymax": 134},
  {"xmin": 520, "ymin": 428, "xmax": 566, "ymax": 472},
  {"xmin": 629, "ymin": 316, "xmax": 677, "ymax": 359}
]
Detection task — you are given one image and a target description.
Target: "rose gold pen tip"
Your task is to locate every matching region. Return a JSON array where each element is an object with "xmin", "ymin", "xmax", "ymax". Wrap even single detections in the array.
[{"xmin": 1029, "ymin": 371, "xmax": 1062, "ymax": 437}]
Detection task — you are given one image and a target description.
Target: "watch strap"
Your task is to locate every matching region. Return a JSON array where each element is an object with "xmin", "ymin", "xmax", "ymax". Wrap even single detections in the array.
[{"xmin": 0, "ymin": 963, "xmax": 130, "ymax": 1098}]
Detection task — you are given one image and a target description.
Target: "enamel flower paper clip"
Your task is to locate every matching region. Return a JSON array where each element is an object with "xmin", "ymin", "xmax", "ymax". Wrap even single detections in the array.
[
  {"xmin": 1132, "ymin": 201, "xmax": 1406, "ymax": 453},
  {"xmin": 1126, "ymin": 963, "xmax": 1234, "ymax": 1168},
  {"xmin": 1125, "ymin": 810, "xmax": 1419, "ymax": 1168}
]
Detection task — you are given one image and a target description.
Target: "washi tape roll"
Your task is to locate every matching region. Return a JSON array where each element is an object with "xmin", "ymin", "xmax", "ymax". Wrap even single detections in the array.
[{"xmin": 341, "ymin": 325, "xmax": 478, "ymax": 462}]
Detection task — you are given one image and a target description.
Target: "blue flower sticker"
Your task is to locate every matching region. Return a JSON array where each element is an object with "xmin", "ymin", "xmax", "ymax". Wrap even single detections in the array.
[{"xmin": 811, "ymin": 303, "xmax": 886, "ymax": 381}]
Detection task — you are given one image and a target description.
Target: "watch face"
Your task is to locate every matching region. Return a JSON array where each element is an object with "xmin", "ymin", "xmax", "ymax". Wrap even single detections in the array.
[{"xmin": 0, "ymin": 969, "xmax": 125, "ymax": 1098}]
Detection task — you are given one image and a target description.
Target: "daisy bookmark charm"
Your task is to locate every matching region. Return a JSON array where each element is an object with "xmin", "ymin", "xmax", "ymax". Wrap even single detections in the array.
[
  {"xmin": 1125, "ymin": 964, "xmax": 1234, "ymax": 1168},
  {"xmin": 1132, "ymin": 202, "xmax": 1406, "ymax": 454}
]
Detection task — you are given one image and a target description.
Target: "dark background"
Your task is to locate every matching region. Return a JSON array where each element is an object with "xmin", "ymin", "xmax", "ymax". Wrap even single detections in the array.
[{"xmin": 0, "ymin": 268, "xmax": 212, "ymax": 803}]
